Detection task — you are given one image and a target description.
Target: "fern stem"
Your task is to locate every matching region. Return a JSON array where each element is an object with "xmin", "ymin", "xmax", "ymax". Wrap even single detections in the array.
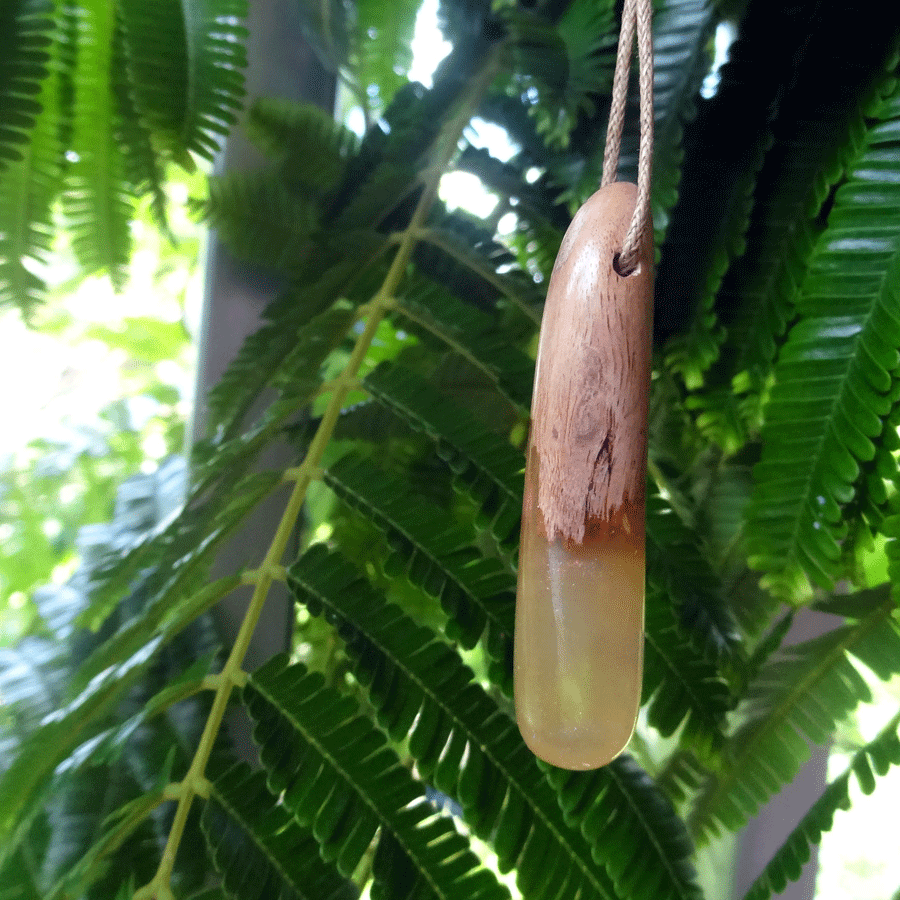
[{"xmin": 134, "ymin": 50, "xmax": 499, "ymax": 900}]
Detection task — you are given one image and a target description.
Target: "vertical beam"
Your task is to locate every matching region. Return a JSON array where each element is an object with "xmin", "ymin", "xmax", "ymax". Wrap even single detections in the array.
[{"xmin": 189, "ymin": 0, "xmax": 336, "ymax": 751}]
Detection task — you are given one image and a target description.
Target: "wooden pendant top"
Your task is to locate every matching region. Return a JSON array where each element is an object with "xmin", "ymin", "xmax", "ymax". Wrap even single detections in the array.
[{"xmin": 531, "ymin": 181, "xmax": 653, "ymax": 545}]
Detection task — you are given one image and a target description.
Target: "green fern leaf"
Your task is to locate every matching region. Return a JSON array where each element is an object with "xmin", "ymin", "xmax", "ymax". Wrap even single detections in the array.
[
  {"xmin": 395, "ymin": 275, "xmax": 534, "ymax": 412},
  {"xmin": 245, "ymin": 657, "xmax": 512, "ymax": 900},
  {"xmin": 655, "ymin": 749, "xmax": 709, "ymax": 809},
  {"xmin": 689, "ymin": 587, "xmax": 900, "ymax": 842},
  {"xmin": 111, "ymin": 15, "xmax": 168, "ymax": 232},
  {"xmin": 0, "ymin": 838, "xmax": 44, "ymax": 900},
  {"xmin": 351, "ymin": 0, "xmax": 420, "ymax": 113},
  {"xmin": 545, "ymin": 755, "xmax": 704, "ymax": 900},
  {"xmin": 248, "ymin": 98, "xmax": 359, "ymax": 194},
  {"xmin": 0, "ymin": 4, "xmax": 59, "ymax": 315},
  {"xmin": 0, "ymin": 0, "xmax": 53, "ymax": 170},
  {"xmin": 746, "ymin": 82, "xmax": 900, "ymax": 593},
  {"xmin": 64, "ymin": 0, "xmax": 132, "ymax": 287},
  {"xmin": 0, "ymin": 636, "xmax": 65, "ymax": 734},
  {"xmin": 716, "ymin": 19, "xmax": 900, "ymax": 436},
  {"xmin": 742, "ymin": 711, "xmax": 900, "ymax": 900},
  {"xmin": 203, "ymin": 758, "xmax": 358, "ymax": 900},
  {"xmin": 43, "ymin": 786, "xmax": 168, "ymax": 900},
  {"xmin": 203, "ymin": 240, "xmax": 385, "ymax": 437},
  {"xmin": 647, "ymin": 492, "xmax": 742, "ymax": 665},
  {"xmin": 416, "ymin": 219, "xmax": 544, "ymax": 324},
  {"xmin": 41, "ymin": 766, "xmax": 143, "ymax": 893},
  {"xmin": 657, "ymin": 0, "xmax": 840, "ymax": 386},
  {"xmin": 197, "ymin": 169, "xmax": 321, "ymax": 270},
  {"xmin": 501, "ymin": 1, "xmax": 617, "ymax": 150},
  {"xmin": 363, "ymin": 363, "xmax": 524, "ymax": 543},
  {"xmin": 0, "ymin": 634, "xmax": 164, "ymax": 867},
  {"xmin": 76, "ymin": 471, "xmax": 280, "ymax": 636},
  {"xmin": 117, "ymin": 0, "xmax": 248, "ymax": 161},
  {"xmin": 639, "ymin": 492, "xmax": 740, "ymax": 753},
  {"xmin": 322, "ymin": 454, "xmax": 515, "ymax": 662},
  {"xmin": 642, "ymin": 593, "xmax": 730, "ymax": 755},
  {"xmin": 287, "ymin": 545, "xmax": 621, "ymax": 900}
]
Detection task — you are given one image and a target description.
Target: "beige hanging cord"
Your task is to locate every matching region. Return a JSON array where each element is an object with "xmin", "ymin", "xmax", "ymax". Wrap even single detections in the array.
[{"xmin": 601, "ymin": 0, "xmax": 654, "ymax": 275}]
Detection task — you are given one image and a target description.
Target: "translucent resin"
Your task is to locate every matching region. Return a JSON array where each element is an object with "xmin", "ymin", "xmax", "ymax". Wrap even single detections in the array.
[
  {"xmin": 515, "ymin": 449, "xmax": 644, "ymax": 769},
  {"xmin": 514, "ymin": 182, "xmax": 652, "ymax": 770}
]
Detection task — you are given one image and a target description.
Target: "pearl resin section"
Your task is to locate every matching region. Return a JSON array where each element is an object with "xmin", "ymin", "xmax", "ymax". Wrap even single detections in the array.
[{"xmin": 514, "ymin": 182, "xmax": 653, "ymax": 770}]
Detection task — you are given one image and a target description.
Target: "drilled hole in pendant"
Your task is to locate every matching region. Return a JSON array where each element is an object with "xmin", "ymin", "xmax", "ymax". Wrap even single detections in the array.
[{"xmin": 613, "ymin": 252, "xmax": 641, "ymax": 278}]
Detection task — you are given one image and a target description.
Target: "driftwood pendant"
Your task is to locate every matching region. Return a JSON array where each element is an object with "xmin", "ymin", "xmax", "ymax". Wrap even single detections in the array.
[{"xmin": 514, "ymin": 182, "xmax": 653, "ymax": 770}]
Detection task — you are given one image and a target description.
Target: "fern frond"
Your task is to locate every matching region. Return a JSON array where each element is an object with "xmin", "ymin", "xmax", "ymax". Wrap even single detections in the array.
[
  {"xmin": 647, "ymin": 492, "xmax": 743, "ymax": 665},
  {"xmin": 716, "ymin": 16, "xmax": 900, "ymax": 436},
  {"xmin": 0, "ymin": 3, "xmax": 59, "ymax": 315},
  {"xmin": 545, "ymin": 755, "xmax": 704, "ymax": 900},
  {"xmin": 742, "ymin": 711, "xmax": 900, "ymax": 900},
  {"xmin": 351, "ymin": 0, "xmax": 420, "ymax": 112},
  {"xmin": 642, "ymin": 592, "xmax": 731, "ymax": 756},
  {"xmin": 64, "ymin": 0, "xmax": 132, "ymax": 286},
  {"xmin": 287, "ymin": 545, "xmax": 621, "ymax": 900},
  {"xmin": 117, "ymin": 0, "xmax": 248, "ymax": 161},
  {"xmin": 197, "ymin": 169, "xmax": 321, "ymax": 270},
  {"xmin": 656, "ymin": 0, "xmax": 851, "ymax": 384},
  {"xmin": 203, "ymin": 758, "xmax": 359, "ymax": 900},
  {"xmin": 0, "ymin": 0, "xmax": 53, "ymax": 170},
  {"xmin": 746, "ymin": 81, "xmax": 900, "ymax": 593},
  {"xmin": 455, "ymin": 145, "xmax": 568, "ymax": 238},
  {"xmin": 203, "ymin": 239, "xmax": 386, "ymax": 437},
  {"xmin": 43, "ymin": 787, "xmax": 165, "ymax": 900},
  {"xmin": 363, "ymin": 363, "xmax": 524, "ymax": 543},
  {"xmin": 245, "ymin": 657, "xmax": 512, "ymax": 900},
  {"xmin": 111, "ymin": 14, "xmax": 168, "ymax": 231},
  {"xmin": 0, "ymin": 633, "xmax": 165, "ymax": 866},
  {"xmin": 76, "ymin": 471, "xmax": 280, "ymax": 636},
  {"xmin": 248, "ymin": 97, "xmax": 359, "ymax": 193},
  {"xmin": 641, "ymin": 499, "xmax": 735, "ymax": 753},
  {"xmin": 395, "ymin": 275, "xmax": 535, "ymax": 412},
  {"xmin": 501, "ymin": 0, "xmax": 617, "ymax": 150},
  {"xmin": 655, "ymin": 749, "xmax": 709, "ymax": 809},
  {"xmin": 321, "ymin": 455, "xmax": 515, "ymax": 664},
  {"xmin": 416, "ymin": 219, "xmax": 543, "ymax": 323},
  {"xmin": 689, "ymin": 587, "xmax": 900, "ymax": 842},
  {"xmin": 0, "ymin": 636, "xmax": 65, "ymax": 732}
]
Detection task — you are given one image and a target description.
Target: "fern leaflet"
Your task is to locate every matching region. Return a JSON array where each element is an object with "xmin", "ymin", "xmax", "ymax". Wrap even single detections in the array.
[{"xmin": 245, "ymin": 657, "xmax": 512, "ymax": 900}]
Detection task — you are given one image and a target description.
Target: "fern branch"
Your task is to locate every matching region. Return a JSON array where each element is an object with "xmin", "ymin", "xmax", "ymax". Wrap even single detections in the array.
[
  {"xmin": 131, "ymin": 51, "xmax": 501, "ymax": 900},
  {"xmin": 0, "ymin": 16, "xmax": 60, "ymax": 316},
  {"xmin": 117, "ymin": 0, "xmax": 248, "ymax": 161},
  {"xmin": 321, "ymin": 455, "xmax": 516, "ymax": 663},
  {"xmin": 64, "ymin": 0, "xmax": 132, "ymax": 286},
  {"xmin": 394, "ymin": 275, "xmax": 535, "ymax": 412},
  {"xmin": 363, "ymin": 362, "xmax": 525, "ymax": 543}
]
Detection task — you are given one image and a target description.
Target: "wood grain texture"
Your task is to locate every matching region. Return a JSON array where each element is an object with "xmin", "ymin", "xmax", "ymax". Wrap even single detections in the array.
[{"xmin": 530, "ymin": 181, "xmax": 653, "ymax": 545}]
